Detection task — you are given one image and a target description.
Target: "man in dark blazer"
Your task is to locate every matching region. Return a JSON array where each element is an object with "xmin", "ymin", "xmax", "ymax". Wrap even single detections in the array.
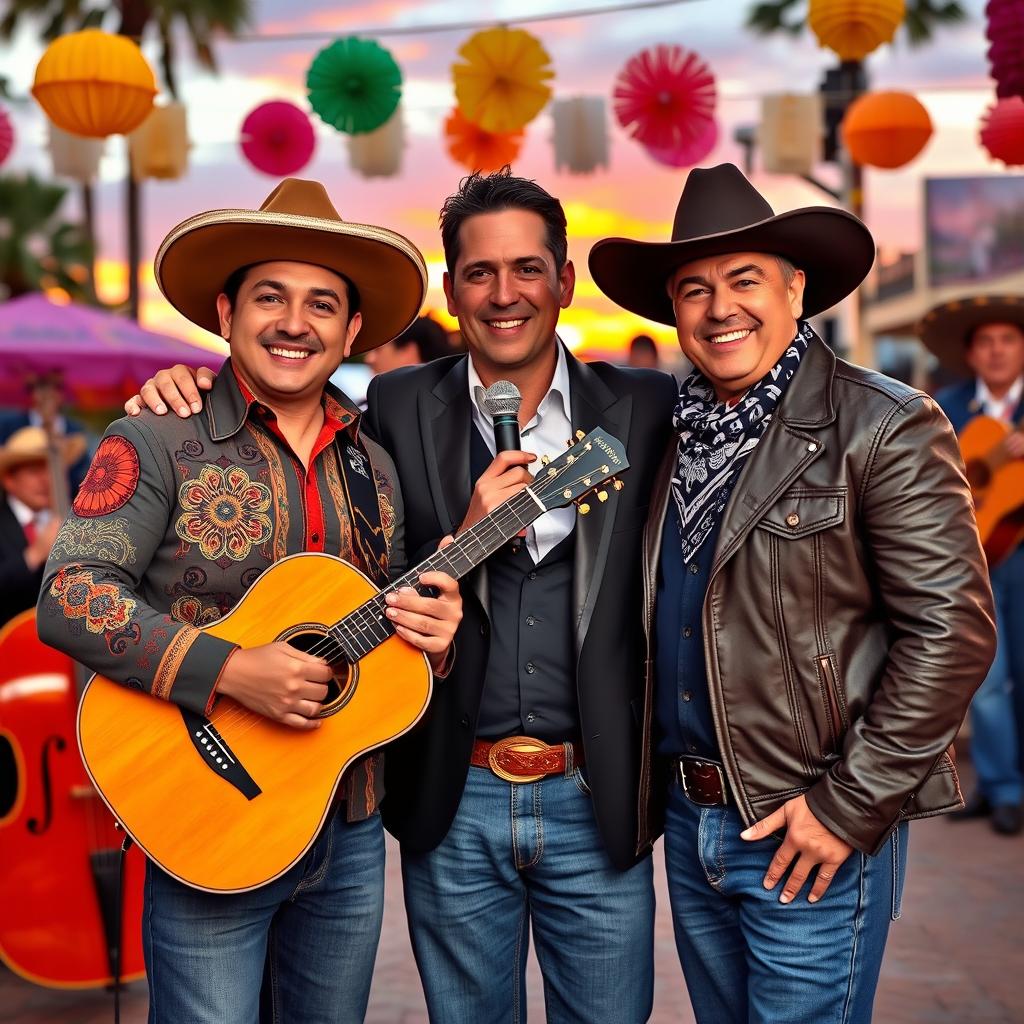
[
  {"xmin": 124, "ymin": 169, "xmax": 678, "ymax": 1024},
  {"xmin": 0, "ymin": 426, "xmax": 83, "ymax": 626},
  {"xmin": 920, "ymin": 296, "xmax": 1024, "ymax": 835}
]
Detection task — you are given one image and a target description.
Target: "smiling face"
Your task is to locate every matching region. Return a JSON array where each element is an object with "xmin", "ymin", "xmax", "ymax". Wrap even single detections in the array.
[
  {"xmin": 966, "ymin": 321, "xmax": 1024, "ymax": 395},
  {"xmin": 668, "ymin": 251, "xmax": 806, "ymax": 403},
  {"xmin": 216, "ymin": 261, "xmax": 362, "ymax": 408},
  {"xmin": 442, "ymin": 209, "xmax": 575, "ymax": 384}
]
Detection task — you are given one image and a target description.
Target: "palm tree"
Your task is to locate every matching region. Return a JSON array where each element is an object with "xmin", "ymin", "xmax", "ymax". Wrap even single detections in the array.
[
  {"xmin": 0, "ymin": 173, "xmax": 93, "ymax": 300},
  {"xmin": 1, "ymin": 0, "xmax": 252, "ymax": 317}
]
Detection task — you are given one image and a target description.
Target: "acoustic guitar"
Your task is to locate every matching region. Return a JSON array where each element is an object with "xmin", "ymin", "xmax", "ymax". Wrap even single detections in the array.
[
  {"xmin": 77, "ymin": 428, "xmax": 628, "ymax": 893},
  {"xmin": 959, "ymin": 414, "xmax": 1024, "ymax": 567}
]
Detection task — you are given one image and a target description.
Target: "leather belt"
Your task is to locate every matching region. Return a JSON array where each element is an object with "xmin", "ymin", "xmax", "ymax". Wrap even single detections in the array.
[
  {"xmin": 676, "ymin": 756, "xmax": 731, "ymax": 807},
  {"xmin": 472, "ymin": 736, "xmax": 583, "ymax": 784}
]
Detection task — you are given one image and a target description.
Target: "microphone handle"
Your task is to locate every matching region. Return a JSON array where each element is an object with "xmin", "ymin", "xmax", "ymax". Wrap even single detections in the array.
[{"xmin": 492, "ymin": 413, "xmax": 521, "ymax": 454}]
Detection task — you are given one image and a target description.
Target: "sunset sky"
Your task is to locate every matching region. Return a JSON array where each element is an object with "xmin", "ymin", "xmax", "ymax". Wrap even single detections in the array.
[{"xmin": 0, "ymin": 0, "xmax": 1007, "ymax": 362}]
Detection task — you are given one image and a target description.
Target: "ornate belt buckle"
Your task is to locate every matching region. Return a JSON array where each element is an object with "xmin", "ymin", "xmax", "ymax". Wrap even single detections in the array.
[{"xmin": 488, "ymin": 735, "xmax": 549, "ymax": 783}]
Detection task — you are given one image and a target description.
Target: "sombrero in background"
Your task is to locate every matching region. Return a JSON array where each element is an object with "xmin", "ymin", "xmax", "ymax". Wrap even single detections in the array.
[
  {"xmin": 917, "ymin": 295, "xmax": 1024, "ymax": 377},
  {"xmin": 155, "ymin": 178, "xmax": 428, "ymax": 355}
]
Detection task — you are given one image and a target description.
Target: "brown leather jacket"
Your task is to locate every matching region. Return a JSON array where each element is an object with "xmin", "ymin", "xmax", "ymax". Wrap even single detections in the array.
[{"xmin": 640, "ymin": 335, "xmax": 996, "ymax": 856}]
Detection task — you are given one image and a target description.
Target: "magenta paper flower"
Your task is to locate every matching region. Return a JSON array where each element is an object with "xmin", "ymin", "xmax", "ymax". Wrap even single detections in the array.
[
  {"xmin": 0, "ymin": 106, "xmax": 13, "ymax": 167},
  {"xmin": 240, "ymin": 100, "xmax": 316, "ymax": 177},
  {"xmin": 613, "ymin": 45, "xmax": 716, "ymax": 152},
  {"xmin": 644, "ymin": 117, "xmax": 719, "ymax": 168},
  {"xmin": 980, "ymin": 95, "xmax": 1024, "ymax": 165},
  {"xmin": 987, "ymin": 0, "xmax": 1024, "ymax": 99}
]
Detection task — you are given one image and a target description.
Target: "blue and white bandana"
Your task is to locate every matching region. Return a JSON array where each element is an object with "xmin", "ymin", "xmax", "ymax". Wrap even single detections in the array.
[{"xmin": 670, "ymin": 321, "xmax": 813, "ymax": 564}]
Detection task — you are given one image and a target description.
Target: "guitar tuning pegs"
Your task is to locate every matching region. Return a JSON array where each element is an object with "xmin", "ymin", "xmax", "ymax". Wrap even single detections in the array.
[
  {"xmin": 583, "ymin": 477, "xmax": 592, "ymax": 486},
  {"xmin": 578, "ymin": 502, "xmax": 591, "ymax": 515},
  {"xmin": 613, "ymin": 480, "xmax": 624, "ymax": 491},
  {"xmin": 541, "ymin": 454, "xmax": 551, "ymax": 466},
  {"xmin": 566, "ymin": 437, "xmax": 576, "ymax": 447},
  {"xmin": 575, "ymin": 429, "xmax": 585, "ymax": 440},
  {"xmin": 597, "ymin": 491, "xmax": 608, "ymax": 503}
]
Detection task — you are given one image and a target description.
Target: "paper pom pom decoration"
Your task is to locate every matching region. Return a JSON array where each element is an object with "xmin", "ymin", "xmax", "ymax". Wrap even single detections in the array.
[
  {"xmin": 986, "ymin": 0, "xmax": 1024, "ymax": 99},
  {"xmin": 445, "ymin": 108, "xmax": 523, "ymax": 172},
  {"xmin": 453, "ymin": 27, "xmax": 554, "ymax": 134},
  {"xmin": 808, "ymin": 0, "xmax": 905, "ymax": 62},
  {"xmin": 48, "ymin": 124, "xmax": 104, "ymax": 182},
  {"xmin": 980, "ymin": 96, "xmax": 1024, "ymax": 166},
  {"xmin": 348, "ymin": 107, "xmax": 404, "ymax": 178},
  {"xmin": 644, "ymin": 118, "xmax": 718, "ymax": 168},
  {"xmin": 841, "ymin": 91, "xmax": 932, "ymax": 169},
  {"xmin": 130, "ymin": 102, "xmax": 189, "ymax": 180},
  {"xmin": 307, "ymin": 37, "xmax": 402, "ymax": 135},
  {"xmin": 0, "ymin": 107, "xmax": 13, "ymax": 167},
  {"xmin": 32, "ymin": 29, "xmax": 157, "ymax": 138},
  {"xmin": 551, "ymin": 97, "xmax": 609, "ymax": 174},
  {"xmin": 613, "ymin": 45, "xmax": 716, "ymax": 156},
  {"xmin": 241, "ymin": 101, "xmax": 316, "ymax": 176}
]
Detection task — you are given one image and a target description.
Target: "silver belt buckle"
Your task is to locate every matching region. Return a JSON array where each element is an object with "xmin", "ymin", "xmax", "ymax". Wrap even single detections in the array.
[{"xmin": 678, "ymin": 757, "xmax": 727, "ymax": 806}]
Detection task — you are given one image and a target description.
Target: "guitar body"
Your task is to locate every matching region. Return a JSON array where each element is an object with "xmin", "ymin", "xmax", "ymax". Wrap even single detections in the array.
[
  {"xmin": 78, "ymin": 552, "xmax": 432, "ymax": 894},
  {"xmin": 959, "ymin": 415, "xmax": 1024, "ymax": 566},
  {"xmin": 0, "ymin": 611, "xmax": 146, "ymax": 988}
]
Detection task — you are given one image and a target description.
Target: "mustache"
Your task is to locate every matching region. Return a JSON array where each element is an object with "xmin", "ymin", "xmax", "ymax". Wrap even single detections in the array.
[
  {"xmin": 258, "ymin": 330, "xmax": 323, "ymax": 352},
  {"xmin": 696, "ymin": 318, "xmax": 759, "ymax": 342}
]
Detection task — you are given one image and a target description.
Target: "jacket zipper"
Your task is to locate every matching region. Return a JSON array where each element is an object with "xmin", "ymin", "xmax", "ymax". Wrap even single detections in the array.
[{"xmin": 818, "ymin": 654, "xmax": 843, "ymax": 748}]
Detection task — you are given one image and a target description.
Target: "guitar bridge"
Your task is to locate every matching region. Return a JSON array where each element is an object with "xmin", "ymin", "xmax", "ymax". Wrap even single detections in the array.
[{"xmin": 179, "ymin": 708, "xmax": 262, "ymax": 800}]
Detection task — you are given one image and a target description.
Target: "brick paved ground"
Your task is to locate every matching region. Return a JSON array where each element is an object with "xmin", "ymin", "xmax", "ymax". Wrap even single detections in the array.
[{"xmin": 3, "ymin": 766, "xmax": 1022, "ymax": 1024}]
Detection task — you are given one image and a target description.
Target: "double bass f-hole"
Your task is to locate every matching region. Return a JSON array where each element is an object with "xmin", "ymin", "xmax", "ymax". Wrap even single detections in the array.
[{"xmin": 27, "ymin": 735, "xmax": 67, "ymax": 835}]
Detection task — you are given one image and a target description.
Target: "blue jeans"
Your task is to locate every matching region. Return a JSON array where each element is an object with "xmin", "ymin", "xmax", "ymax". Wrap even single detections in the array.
[
  {"xmin": 401, "ymin": 765, "xmax": 655, "ymax": 1024},
  {"xmin": 664, "ymin": 783, "xmax": 908, "ymax": 1024},
  {"xmin": 143, "ymin": 810, "xmax": 385, "ymax": 1024},
  {"xmin": 972, "ymin": 547, "xmax": 1024, "ymax": 804}
]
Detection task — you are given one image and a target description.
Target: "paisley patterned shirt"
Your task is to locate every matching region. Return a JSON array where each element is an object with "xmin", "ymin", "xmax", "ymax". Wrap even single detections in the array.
[{"xmin": 38, "ymin": 362, "xmax": 405, "ymax": 821}]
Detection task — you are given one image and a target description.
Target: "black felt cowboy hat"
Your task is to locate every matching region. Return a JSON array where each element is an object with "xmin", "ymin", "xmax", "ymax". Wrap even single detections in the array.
[
  {"xmin": 155, "ymin": 178, "xmax": 428, "ymax": 355},
  {"xmin": 918, "ymin": 295, "xmax": 1024, "ymax": 377},
  {"xmin": 588, "ymin": 163, "xmax": 875, "ymax": 324}
]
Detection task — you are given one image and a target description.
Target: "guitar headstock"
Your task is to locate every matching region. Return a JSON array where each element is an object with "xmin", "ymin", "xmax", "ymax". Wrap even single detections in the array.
[{"xmin": 529, "ymin": 428, "xmax": 629, "ymax": 514}]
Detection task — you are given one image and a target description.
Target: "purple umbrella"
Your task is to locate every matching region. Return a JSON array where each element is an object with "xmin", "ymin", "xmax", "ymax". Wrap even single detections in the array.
[{"xmin": 0, "ymin": 294, "xmax": 225, "ymax": 409}]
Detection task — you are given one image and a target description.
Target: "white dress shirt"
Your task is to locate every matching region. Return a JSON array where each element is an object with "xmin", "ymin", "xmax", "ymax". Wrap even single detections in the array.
[
  {"xmin": 975, "ymin": 375, "xmax": 1023, "ymax": 422},
  {"xmin": 468, "ymin": 342, "xmax": 576, "ymax": 563},
  {"xmin": 8, "ymin": 494, "xmax": 35, "ymax": 530}
]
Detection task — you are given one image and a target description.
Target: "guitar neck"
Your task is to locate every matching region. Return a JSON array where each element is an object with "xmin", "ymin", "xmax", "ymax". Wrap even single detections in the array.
[{"xmin": 329, "ymin": 487, "xmax": 546, "ymax": 662}]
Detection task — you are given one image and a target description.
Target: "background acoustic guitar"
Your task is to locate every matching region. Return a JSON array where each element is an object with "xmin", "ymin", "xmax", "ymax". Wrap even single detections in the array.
[
  {"xmin": 78, "ymin": 428, "xmax": 627, "ymax": 894},
  {"xmin": 959, "ymin": 414, "xmax": 1024, "ymax": 567}
]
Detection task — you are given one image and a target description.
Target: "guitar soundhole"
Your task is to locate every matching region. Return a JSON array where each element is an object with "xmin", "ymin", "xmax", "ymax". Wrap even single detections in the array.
[
  {"xmin": 280, "ymin": 626, "xmax": 358, "ymax": 718},
  {"xmin": 0, "ymin": 737, "xmax": 17, "ymax": 819}
]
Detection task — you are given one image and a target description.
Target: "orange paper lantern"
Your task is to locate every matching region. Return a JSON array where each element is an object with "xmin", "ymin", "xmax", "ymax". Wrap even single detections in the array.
[
  {"xmin": 32, "ymin": 29, "xmax": 157, "ymax": 138},
  {"xmin": 444, "ymin": 108, "xmax": 523, "ymax": 172},
  {"xmin": 841, "ymin": 90, "xmax": 932, "ymax": 168},
  {"xmin": 809, "ymin": 0, "xmax": 905, "ymax": 62}
]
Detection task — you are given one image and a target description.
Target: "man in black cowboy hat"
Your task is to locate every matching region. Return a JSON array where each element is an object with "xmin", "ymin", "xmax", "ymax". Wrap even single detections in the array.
[
  {"xmin": 38, "ymin": 180, "xmax": 462, "ymax": 1024},
  {"xmin": 920, "ymin": 296, "xmax": 1024, "ymax": 836},
  {"xmin": 590, "ymin": 163, "xmax": 996, "ymax": 1023}
]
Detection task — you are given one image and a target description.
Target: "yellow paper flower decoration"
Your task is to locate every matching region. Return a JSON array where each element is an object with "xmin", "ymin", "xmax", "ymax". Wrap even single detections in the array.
[
  {"xmin": 808, "ymin": 0, "xmax": 905, "ymax": 62},
  {"xmin": 453, "ymin": 27, "xmax": 554, "ymax": 134}
]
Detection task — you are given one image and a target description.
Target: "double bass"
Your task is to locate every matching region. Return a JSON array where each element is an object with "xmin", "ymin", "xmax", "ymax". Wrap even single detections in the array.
[{"xmin": 0, "ymin": 408, "xmax": 145, "ymax": 988}]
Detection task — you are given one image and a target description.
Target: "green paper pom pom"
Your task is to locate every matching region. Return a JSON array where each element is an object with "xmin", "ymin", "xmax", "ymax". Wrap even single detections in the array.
[{"xmin": 307, "ymin": 37, "xmax": 402, "ymax": 136}]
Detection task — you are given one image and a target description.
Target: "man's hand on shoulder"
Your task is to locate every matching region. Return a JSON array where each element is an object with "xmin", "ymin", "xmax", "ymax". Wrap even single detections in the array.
[
  {"xmin": 741, "ymin": 793, "xmax": 854, "ymax": 905},
  {"xmin": 125, "ymin": 365, "xmax": 217, "ymax": 418}
]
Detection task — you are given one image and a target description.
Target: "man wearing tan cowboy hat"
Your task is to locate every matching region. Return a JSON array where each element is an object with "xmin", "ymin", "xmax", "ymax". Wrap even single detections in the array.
[
  {"xmin": 0, "ymin": 425, "xmax": 85, "ymax": 625},
  {"xmin": 37, "ymin": 180, "xmax": 462, "ymax": 1024},
  {"xmin": 589, "ymin": 163, "xmax": 996, "ymax": 1024},
  {"xmin": 920, "ymin": 296, "xmax": 1024, "ymax": 836}
]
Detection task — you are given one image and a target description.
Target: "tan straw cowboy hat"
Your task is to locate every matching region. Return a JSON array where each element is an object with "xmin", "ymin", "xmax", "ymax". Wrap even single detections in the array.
[
  {"xmin": 0, "ymin": 426, "xmax": 87, "ymax": 476},
  {"xmin": 589, "ymin": 163, "xmax": 875, "ymax": 324},
  {"xmin": 917, "ymin": 295, "xmax": 1024, "ymax": 378},
  {"xmin": 155, "ymin": 178, "xmax": 428, "ymax": 355}
]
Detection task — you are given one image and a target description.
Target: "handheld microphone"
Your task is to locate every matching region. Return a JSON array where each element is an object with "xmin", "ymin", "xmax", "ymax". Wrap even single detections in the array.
[
  {"xmin": 480, "ymin": 380, "xmax": 524, "ymax": 553},
  {"xmin": 481, "ymin": 379, "xmax": 522, "ymax": 454}
]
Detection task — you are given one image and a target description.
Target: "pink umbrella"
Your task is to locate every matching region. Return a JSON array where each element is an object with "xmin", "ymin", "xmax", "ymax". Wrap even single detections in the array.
[{"xmin": 0, "ymin": 294, "xmax": 225, "ymax": 408}]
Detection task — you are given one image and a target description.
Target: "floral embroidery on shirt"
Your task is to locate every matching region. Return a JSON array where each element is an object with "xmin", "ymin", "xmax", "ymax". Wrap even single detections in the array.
[
  {"xmin": 73, "ymin": 435, "xmax": 140, "ymax": 518},
  {"xmin": 51, "ymin": 517, "xmax": 137, "ymax": 564},
  {"xmin": 374, "ymin": 468, "xmax": 396, "ymax": 549},
  {"xmin": 170, "ymin": 594, "xmax": 223, "ymax": 627},
  {"xmin": 175, "ymin": 464, "xmax": 272, "ymax": 562},
  {"xmin": 49, "ymin": 566, "xmax": 137, "ymax": 634}
]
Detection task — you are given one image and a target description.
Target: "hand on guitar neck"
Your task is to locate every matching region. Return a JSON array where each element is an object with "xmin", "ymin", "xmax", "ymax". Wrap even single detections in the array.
[{"xmin": 1004, "ymin": 429, "xmax": 1024, "ymax": 460}]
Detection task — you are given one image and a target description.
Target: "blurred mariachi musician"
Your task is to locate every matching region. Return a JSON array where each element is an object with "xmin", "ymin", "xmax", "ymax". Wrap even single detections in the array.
[
  {"xmin": 588, "ymin": 163, "xmax": 996, "ymax": 1024},
  {"xmin": 0, "ymin": 425, "xmax": 82, "ymax": 625},
  {"xmin": 919, "ymin": 296, "xmax": 1024, "ymax": 836},
  {"xmin": 36, "ymin": 179, "xmax": 462, "ymax": 1024},
  {"xmin": 362, "ymin": 313, "xmax": 454, "ymax": 374}
]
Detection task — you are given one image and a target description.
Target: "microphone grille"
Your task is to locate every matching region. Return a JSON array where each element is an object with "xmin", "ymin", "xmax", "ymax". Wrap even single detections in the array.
[{"xmin": 481, "ymin": 379, "xmax": 522, "ymax": 417}]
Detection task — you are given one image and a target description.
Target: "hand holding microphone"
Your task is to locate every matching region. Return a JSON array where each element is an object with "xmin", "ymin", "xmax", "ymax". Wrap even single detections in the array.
[{"xmin": 458, "ymin": 380, "xmax": 535, "ymax": 537}]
